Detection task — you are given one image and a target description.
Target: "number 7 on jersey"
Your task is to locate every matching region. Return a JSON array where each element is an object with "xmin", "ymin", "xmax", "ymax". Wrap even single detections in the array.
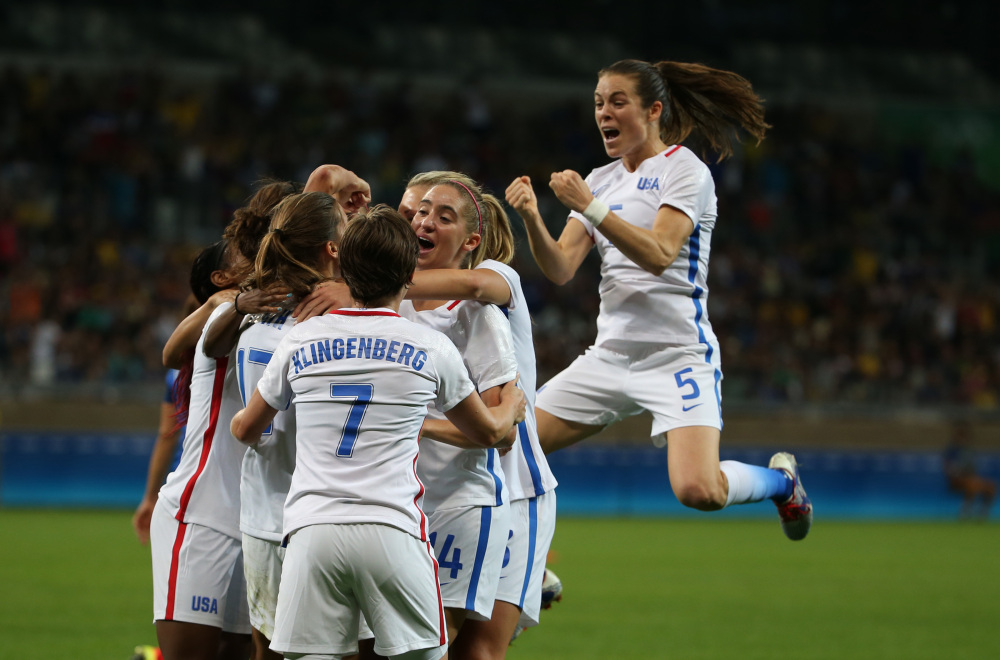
[{"xmin": 329, "ymin": 383, "xmax": 374, "ymax": 458}]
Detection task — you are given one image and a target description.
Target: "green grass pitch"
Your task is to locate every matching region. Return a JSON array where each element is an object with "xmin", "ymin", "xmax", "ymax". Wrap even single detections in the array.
[{"xmin": 0, "ymin": 510, "xmax": 997, "ymax": 659}]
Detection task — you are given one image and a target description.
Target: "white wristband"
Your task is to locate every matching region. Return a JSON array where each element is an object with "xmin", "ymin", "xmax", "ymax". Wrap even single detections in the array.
[{"xmin": 582, "ymin": 198, "xmax": 610, "ymax": 227}]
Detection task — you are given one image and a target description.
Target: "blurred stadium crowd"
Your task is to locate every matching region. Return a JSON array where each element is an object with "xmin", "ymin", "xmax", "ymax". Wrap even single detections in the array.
[{"xmin": 1, "ymin": 56, "xmax": 998, "ymax": 409}]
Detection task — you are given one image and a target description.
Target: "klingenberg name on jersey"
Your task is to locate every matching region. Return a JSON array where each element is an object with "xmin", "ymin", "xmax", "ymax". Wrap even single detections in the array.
[{"xmin": 291, "ymin": 336, "xmax": 428, "ymax": 375}]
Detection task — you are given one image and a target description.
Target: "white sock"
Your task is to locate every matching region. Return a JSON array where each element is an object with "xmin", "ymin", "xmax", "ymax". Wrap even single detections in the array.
[{"xmin": 720, "ymin": 460, "xmax": 791, "ymax": 507}]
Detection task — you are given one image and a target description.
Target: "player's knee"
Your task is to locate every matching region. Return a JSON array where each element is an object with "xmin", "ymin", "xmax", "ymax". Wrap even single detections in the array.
[
  {"xmin": 673, "ymin": 480, "xmax": 726, "ymax": 511},
  {"xmin": 459, "ymin": 639, "xmax": 506, "ymax": 660}
]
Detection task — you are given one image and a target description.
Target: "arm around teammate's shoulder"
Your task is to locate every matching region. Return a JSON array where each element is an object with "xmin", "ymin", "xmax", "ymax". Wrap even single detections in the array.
[
  {"xmin": 162, "ymin": 290, "xmax": 237, "ymax": 368},
  {"xmin": 408, "ymin": 268, "xmax": 512, "ymax": 306}
]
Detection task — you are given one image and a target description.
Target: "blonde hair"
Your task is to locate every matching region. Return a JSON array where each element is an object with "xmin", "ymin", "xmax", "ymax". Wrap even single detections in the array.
[{"xmin": 432, "ymin": 179, "xmax": 515, "ymax": 268}]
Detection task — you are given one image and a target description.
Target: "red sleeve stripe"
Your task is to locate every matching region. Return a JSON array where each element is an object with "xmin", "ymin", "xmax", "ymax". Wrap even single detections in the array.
[
  {"xmin": 664, "ymin": 145, "xmax": 682, "ymax": 158},
  {"xmin": 446, "ymin": 300, "xmax": 462, "ymax": 311},
  {"xmin": 175, "ymin": 357, "xmax": 228, "ymax": 521}
]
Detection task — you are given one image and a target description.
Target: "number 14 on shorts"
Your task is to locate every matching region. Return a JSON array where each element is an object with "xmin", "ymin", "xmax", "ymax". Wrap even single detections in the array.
[{"xmin": 428, "ymin": 532, "xmax": 463, "ymax": 579}]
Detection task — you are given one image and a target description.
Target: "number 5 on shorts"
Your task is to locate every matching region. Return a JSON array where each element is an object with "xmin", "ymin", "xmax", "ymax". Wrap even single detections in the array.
[
  {"xmin": 329, "ymin": 383, "xmax": 373, "ymax": 458},
  {"xmin": 674, "ymin": 368, "xmax": 700, "ymax": 400}
]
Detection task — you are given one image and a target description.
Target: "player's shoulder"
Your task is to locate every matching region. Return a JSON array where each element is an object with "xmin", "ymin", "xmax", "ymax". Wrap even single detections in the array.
[
  {"xmin": 658, "ymin": 145, "xmax": 709, "ymax": 173},
  {"xmin": 476, "ymin": 258, "xmax": 519, "ymax": 284},
  {"xmin": 586, "ymin": 158, "xmax": 623, "ymax": 184},
  {"xmin": 397, "ymin": 316, "xmax": 463, "ymax": 357}
]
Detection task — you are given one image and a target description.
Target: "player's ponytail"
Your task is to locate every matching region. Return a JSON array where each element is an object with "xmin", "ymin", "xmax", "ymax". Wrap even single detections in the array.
[
  {"xmin": 600, "ymin": 59, "xmax": 770, "ymax": 161},
  {"xmin": 224, "ymin": 179, "xmax": 302, "ymax": 264},
  {"xmin": 253, "ymin": 192, "xmax": 345, "ymax": 299},
  {"xmin": 474, "ymin": 193, "xmax": 515, "ymax": 267}
]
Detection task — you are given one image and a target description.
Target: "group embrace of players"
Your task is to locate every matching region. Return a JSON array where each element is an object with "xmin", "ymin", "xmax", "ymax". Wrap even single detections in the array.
[{"xmin": 133, "ymin": 58, "xmax": 813, "ymax": 660}]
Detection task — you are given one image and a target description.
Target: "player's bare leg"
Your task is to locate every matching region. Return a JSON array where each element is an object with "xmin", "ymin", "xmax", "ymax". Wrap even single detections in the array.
[
  {"xmin": 535, "ymin": 408, "xmax": 604, "ymax": 455},
  {"xmin": 250, "ymin": 627, "xmax": 281, "ymax": 660},
  {"xmin": 155, "ymin": 620, "xmax": 219, "ymax": 660},
  {"xmin": 666, "ymin": 425, "xmax": 727, "ymax": 511},
  {"xmin": 217, "ymin": 631, "xmax": 251, "ymax": 660},
  {"xmin": 449, "ymin": 600, "xmax": 521, "ymax": 660}
]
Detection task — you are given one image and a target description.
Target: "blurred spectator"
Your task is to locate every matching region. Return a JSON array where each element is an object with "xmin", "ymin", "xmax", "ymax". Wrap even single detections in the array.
[
  {"xmin": 0, "ymin": 63, "xmax": 998, "ymax": 409},
  {"xmin": 943, "ymin": 421, "xmax": 997, "ymax": 519}
]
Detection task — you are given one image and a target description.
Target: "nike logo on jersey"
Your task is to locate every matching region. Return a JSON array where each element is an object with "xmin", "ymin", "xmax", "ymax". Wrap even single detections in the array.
[
  {"xmin": 682, "ymin": 403, "xmax": 703, "ymax": 412},
  {"xmin": 637, "ymin": 177, "xmax": 661, "ymax": 191}
]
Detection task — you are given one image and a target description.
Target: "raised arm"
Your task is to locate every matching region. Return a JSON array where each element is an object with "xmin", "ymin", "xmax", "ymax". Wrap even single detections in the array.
[
  {"xmin": 303, "ymin": 164, "xmax": 371, "ymax": 213},
  {"xmin": 442, "ymin": 378, "xmax": 526, "ymax": 448},
  {"xmin": 506, "ymin": 176, "xmax": 592, "ymax": 285},
  {"xmin": 163, "ymin": 290, "xmax": 236, "ymax": 368},
  {"xmin": 548, "ymin": 169, "xmax": 694, "ymax": 276}
]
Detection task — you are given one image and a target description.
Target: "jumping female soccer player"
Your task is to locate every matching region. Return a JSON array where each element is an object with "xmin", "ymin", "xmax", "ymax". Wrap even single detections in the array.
[{"xmin": 506, "ymin": 59, "xmax": 812, "ymax": 540}]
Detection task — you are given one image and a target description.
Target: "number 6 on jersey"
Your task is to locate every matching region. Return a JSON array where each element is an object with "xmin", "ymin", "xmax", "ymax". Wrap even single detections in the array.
[{"xmin": 330, "ymin": 383, "xmax": 373, "ymax": 458}]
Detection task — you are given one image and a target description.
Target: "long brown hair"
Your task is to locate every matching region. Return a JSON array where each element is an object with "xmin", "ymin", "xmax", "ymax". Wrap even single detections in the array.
[
  {"xmin": 600, "ymin": 59, "xmax": 770, "ymax": 161},
  {"xmin": 223, "ymin": 179, "xmax": 302, "ymax": 266},
  {"xmin": 253, "ymin": 192, "xmax": 345, "ymax": 299}
]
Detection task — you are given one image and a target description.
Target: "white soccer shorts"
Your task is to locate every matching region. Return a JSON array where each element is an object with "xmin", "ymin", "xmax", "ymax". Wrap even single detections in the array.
[
  {"xmin": 150, "ymin": 501, "xmax": 250, "ymax": 633},
  {"xmin": 494, "ymin": 491, "xmax": 557, "ymax": 628},
  {"xmin": 536, "ymin": 343, "xmax": 723, "ymax": 437},
  {"xmin": 270, "ymin": 523, "xmax": 447, "ymax": 660},
  {"xmin": 242, "ymin": 533, "xmax": 284, "ymax": 641},
  {"xmin": 426, "ymin": 501, "xmax": 511, "ymax": 620}
]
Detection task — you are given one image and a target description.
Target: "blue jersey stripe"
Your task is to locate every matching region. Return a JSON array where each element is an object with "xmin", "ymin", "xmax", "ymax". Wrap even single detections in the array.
[
  {"xmin": 487, "ymin": 448, "xmax": 504, "ymax": 506},
  {"xmin": 518, "ymin": 497, "xmax": 539, "ymax": 608},
  {"xmin": 518, "ymin": 421, "xmax": 546, "ymax": 497},
  {"xmin": 686, "ymin": 227, "xmax": 723, "ymax": 418},
  {"xmin": 465, "ymin": 506, "xmax": 493, "ymax": 610},
  {"xmin": 236, "ymin": 348, "xmax": 247, "ymax": 406}
]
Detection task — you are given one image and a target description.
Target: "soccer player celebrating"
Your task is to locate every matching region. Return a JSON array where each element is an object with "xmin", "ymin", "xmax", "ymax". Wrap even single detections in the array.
[
  {"xmin": 506, "ymin": 59, "xmax": 812, "ymax": 540},
  {"xmin": 231, "ymin": 205, "xmax": 526, "ymax": 660}
]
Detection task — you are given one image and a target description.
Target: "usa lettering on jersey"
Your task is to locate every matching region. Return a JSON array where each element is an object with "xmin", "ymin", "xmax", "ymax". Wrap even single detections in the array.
[
  {"xmin": 637, "ymin": 176, "xmax": 661, "ymax": 191},
  {"xmin": 292, "ymin": 336, "xmax": 428, "ymax": 375},
  {"xmin": 191, "ymin": 596, "xmax": 219, "ymax": 614}
]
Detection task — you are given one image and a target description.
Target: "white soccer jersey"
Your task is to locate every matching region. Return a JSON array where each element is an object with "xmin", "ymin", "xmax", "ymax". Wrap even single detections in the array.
[
  {"xmin": 236, "ymin": 310, "xmax": 297, "ymax": 543},
  {"xmin": 569, "ymin": 146, "xmax": 719, "ymax": 347},
  {"xmin": 157, "ymin": 303, "xmax": 247, "ymax": 539},
  {"xmin": 255, "ymin": 308, "xmax": 475, "ymax": 541},
  {"xmin": 400, "ymin": 298, "xmax": 515, "ymax": 513},
  {"xmin": 476, "ymin": 260, "xmax": 557, "ymax": 501}
]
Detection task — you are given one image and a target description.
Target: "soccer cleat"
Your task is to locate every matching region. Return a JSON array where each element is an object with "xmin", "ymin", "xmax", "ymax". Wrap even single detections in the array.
[
  {"xmin": 768, "ymin": 452, "xmax": 812, "ymax": 541},
  {"xmin": 540, "ymin": 567, "xmax": 563, "ymax": 609},
  {"xmin": 130, "ymin": 646, "xmax": 163, "ymax": 660},
  {"xmin": 510, "ymin": 568, "xmax": 564, "ymax": 645}
]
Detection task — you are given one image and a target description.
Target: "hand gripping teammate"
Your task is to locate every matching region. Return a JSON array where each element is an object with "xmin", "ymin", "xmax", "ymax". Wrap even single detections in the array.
[
  {"xmin": 506, "ymin": 59, "xmax": 812, "ymax": 540},
  {"xmin": 231, "ymin": 206, "xmax": 526, "ymax": 660}
]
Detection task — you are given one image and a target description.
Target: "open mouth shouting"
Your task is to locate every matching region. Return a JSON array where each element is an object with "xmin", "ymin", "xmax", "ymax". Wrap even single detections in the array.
[
  {"xmin": 601, "ymin": 126, "xmax": 621, "ymax": 147},
  {"xmin": 416, "ymin": 233, "xmax": 435, "ymax": 257}
]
